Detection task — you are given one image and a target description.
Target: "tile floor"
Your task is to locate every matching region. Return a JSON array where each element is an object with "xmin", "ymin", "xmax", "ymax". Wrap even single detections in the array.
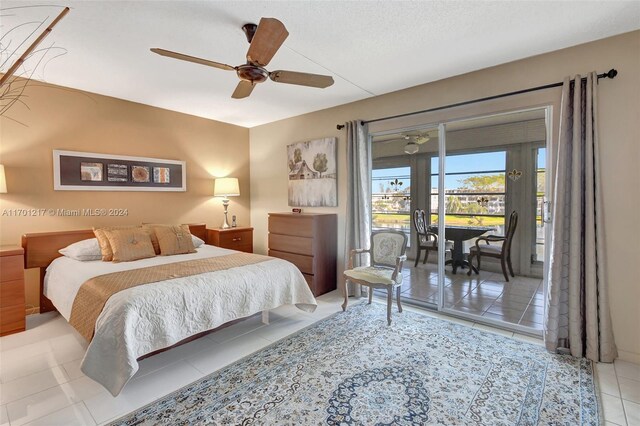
[
  {"xmin": 395, "ymin": 262, "xmax": 544, "ymax": 329},
  {"xmin": 0, "ymin": 291, "xmax": 637, "ymax": 425}
]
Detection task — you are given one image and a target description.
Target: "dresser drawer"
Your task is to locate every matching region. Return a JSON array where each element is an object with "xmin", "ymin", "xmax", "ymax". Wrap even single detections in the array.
[
  {"xmin": 0, "ymin": 255, "xmax": 23, "ymax": 282},
  {"xmin": 302, "ymin": 273, "xmax": 316, "ymax": 295},
  {"xmin": 0, "ymin": 304, "xmax": 25, "ymax": 336},
  {"xmin": 268, "ymin": 216, "xmax": 314, "ymax": 238},
  {"xmin": 1, "ymin": 279, "xmax": 25, "ymax": 308},
  {"xmin": 268, "ymin": 234, "xmax": 313, "ymax": 256},
  {"xmin": 268, "ymin": 250, "xmax": 314, "ymax": 275}
]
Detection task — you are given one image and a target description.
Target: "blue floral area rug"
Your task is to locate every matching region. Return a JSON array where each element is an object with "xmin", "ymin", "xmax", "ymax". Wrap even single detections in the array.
[{"xmin": 110, "ymin": 303, "xmax": 601, "ymax": 425}]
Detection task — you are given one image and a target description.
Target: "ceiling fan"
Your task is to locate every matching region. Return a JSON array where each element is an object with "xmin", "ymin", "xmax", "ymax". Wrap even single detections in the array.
[
  {"xmin": 150, "ymin": 18, "xmax": 334, "ymax": 99},
  {"xmin": 376, "ymin": 132, "xmax": 433, "ymax": 154}
]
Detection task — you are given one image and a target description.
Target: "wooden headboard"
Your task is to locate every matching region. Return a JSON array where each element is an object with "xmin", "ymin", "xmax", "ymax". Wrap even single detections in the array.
[{"xmin": 22, "ymin": 223, "xmax": 207, "ymax": 313}]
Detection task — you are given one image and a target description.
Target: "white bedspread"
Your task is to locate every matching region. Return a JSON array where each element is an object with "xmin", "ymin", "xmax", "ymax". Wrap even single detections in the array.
[{"xmin": 44, "ymin": 245, "xmax": 317, "ymax": 396}]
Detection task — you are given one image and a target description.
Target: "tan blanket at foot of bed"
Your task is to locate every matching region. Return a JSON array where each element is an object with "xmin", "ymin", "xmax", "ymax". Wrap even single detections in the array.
[{"xmin": 69, "ymin": 253, "xmax": 272, "ymax": 341}]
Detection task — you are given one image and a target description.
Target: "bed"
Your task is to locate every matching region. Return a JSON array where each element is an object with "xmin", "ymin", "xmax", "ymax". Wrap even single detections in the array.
[{"xmin": 22, "ymin": 224, "xmax": 317, "ymax": 396}]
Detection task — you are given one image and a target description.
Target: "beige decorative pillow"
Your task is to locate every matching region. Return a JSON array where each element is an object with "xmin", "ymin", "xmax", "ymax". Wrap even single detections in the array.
[
  {"xmin": 102, "ymin": 228, "xmax": 156, "ymax": 263},
  {"xmin": 154, "ymin": 225, "xmax": 196, "ymax": 256},
  {"xmin": 93, "ymin": 225, "xmax": 138, "ymax": 261},
  {"xmin": 141, "ymin": 224, "xmax": 162, "ymax": 255}
]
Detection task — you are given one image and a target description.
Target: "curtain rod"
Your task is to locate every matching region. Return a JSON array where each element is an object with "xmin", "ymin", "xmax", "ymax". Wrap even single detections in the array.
[{"xmin": 336, "ymin": 68, "xmax": 617, "ymax": 130}]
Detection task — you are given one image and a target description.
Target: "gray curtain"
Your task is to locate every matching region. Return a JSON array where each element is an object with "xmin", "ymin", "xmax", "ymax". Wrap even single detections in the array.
[
  {"xmin": 344, "ymin": 120, "xmax": 371, "ymax": 297},
  {"xmin": 544, "ymin": 72, "xmax": 617, "ymax": 362}
]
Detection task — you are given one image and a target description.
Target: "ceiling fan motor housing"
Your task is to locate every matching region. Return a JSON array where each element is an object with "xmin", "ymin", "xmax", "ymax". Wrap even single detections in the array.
[
  {"xmin": 236, "ymin": 64, "xmax": 269, "ymax": 83},
  {"xmin": 242, "ymin": 23, "xmax": 258, "ymax": 43}
]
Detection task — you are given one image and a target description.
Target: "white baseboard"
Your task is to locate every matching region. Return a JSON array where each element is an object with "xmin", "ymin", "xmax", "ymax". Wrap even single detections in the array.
[{"xmin": 617, "ymin": 349, "xmax": 640, "ymax": 365}]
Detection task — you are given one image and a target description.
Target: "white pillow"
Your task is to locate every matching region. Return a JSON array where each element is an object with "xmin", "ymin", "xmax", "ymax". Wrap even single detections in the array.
[
  {"xmin": 192, "ymin": 234, "xmax": 205, "ymax": 248},
  {"xmin": 59, "ymin": 238, "xmax": 102, "ymax": 261}
]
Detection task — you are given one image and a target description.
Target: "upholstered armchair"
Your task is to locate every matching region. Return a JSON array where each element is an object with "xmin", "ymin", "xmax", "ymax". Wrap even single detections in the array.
[{"xmin": 342, "ymin": 230, "xmax": 408, "ymax": 325}]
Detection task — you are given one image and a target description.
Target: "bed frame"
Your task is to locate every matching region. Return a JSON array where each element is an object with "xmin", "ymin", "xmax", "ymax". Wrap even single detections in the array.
[
  {"xmin": 22, "ymin": 224, "xmax": 207, "ymax": 313},
  {"xmin": 21, "ymin": 223, "xmax": 269, "ymax": 360}
]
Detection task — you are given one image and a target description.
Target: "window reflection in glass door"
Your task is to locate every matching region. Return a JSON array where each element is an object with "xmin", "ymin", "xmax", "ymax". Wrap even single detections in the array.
[{"xmin": 371, "ymin": 167, "xmax": 412, "ymax": 242}]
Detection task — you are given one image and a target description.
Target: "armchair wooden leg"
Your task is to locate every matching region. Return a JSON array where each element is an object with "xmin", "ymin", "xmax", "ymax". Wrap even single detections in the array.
[
  {"xmin": 422, "ymin": 249, "xmax": 429, "ymax": 264},
  {"xmin": 414, "ymin": 248, "xmax": 421, "ymax": 267},
  {"xmin": 368, "ymin": 286, "xmax": 373, "ymax": 305},
  {"xmin": 396, "ymin": 286, "xmax": 402, "ymax": 313},
  {"xmin": 386, "ymin": 287, "xmax": 393, "ymax": 326},
  {"xmin": 507, "ymin": 254, "xmax": 515, "ymax": 277},
  {"xmin": 467, "ymin": 253, "xmax": 474, "ymax": 276},
  {"xmin": 500, "ymin": 257, "xmax": 509, "ymax": 282},
  {"xmin": 342, "ymin": 279, "xmax": 349, "ymax": 311}
]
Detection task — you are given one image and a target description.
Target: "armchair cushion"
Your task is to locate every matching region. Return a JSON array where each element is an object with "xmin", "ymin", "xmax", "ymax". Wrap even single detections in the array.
[
  {"xmin": 418, "ymin": 240, "xmax": 454, "ymax": 250},
  {"xmin": 470, "ymin": 244, "xmax": 502, "ymax": 254},
  {"xmin": 344, "ymin": 266, "xmax": 402, "ymax": 286}
]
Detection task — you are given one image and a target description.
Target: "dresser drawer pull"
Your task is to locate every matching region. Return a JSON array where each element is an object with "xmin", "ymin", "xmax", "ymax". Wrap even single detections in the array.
[{"xmin": 232, "ymin": 237, "xmax": 242, "ymax": 242}]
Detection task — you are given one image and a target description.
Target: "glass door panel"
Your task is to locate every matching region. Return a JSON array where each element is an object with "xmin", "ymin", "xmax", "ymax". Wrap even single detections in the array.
[
  {"xmin": 438, "ymin": 109, "xmax": 548, "ymax": 334},
  {"xmin": 370, "ymin": 128, "xmax": 439, "ymax": 308}
]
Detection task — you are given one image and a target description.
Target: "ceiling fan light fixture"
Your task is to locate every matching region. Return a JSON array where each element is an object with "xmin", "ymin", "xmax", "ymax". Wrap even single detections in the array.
[{"xmin": 404, "ymin": 142, "xmax": 419, "ymax": 155}]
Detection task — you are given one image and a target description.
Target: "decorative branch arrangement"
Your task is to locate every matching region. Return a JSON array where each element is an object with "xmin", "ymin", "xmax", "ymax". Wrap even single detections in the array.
[{"xmin": 0, "ymin": 6, "xmax": 69, "ymax": 123}]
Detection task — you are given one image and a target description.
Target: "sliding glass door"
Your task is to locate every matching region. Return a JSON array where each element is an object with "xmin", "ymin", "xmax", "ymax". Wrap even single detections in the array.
[
  {"xmin": 370, "ymin": 107, "xmax": 550, "ymax": 334},
  {"xmin": 437, "ymin": 109, "xmax": 549, "ymax": 333}
]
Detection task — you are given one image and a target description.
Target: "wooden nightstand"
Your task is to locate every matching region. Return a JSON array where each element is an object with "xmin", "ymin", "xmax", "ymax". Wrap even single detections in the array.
[
  {"xmin": 207, "ymin": 227, "xmax": 253, "ymax": 253},
  {"xmin": 1, "ymin": 245, "xmax": 25, "ymax": 336}
]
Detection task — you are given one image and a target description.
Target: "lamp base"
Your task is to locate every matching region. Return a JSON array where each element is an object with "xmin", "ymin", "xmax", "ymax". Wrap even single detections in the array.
[{"xmin": 221, "ymin": 198, "xmax": 231, "ymax": 229}]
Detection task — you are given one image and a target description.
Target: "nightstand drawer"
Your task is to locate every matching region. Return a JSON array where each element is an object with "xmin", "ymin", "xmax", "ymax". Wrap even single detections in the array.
[
  {"xmin": 1, "ymin": 279, "xmax": 25, "ymax": 308},
  {"xmin": 0, "ymin": 305, "xmax": 25, "ymax": 336},
  {"xmin": 0, "ymin": 255, "xmax": 23, "ymax": 282},
  {"xmin": 268, "ymin": 234, "xmax": 313, "ymax": 256},
  {"xmin": 232, "ymin": 244, "xmax": 253, "ymax": 254},
  {"xmin": 268, "ymin": 250, "xmax": 314, "ymax": 275},
  {"xmin": 218, "ymin": 230, "xmax": 252, "ymax": 248}
]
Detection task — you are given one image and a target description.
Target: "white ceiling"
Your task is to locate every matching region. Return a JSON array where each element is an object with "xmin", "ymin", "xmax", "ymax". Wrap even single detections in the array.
[{"xmin": 2, "ymin": 1, "xmax": 639, "ymax": 127}]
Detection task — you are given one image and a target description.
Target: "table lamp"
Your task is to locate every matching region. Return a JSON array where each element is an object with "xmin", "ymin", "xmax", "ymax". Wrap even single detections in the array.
[
  {"xmin": 0, "ymin": 165, "xmax": 7, "ymax": 193},
  {"xmin": 213, "ymin": 177, "xmax": 239, "ymax": 229}
]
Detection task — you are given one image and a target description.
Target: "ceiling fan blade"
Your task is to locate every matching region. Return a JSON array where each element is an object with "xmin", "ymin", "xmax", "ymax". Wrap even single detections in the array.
[
  {"xmin": 231, "ymin": 80, "xmax": 255, "ymax": 99},
  {"xmin": 150, "ymin": 48, "xmax": 236, "ymax": 71},
  {"xmin": 269, "ymin": 70, "xmax": 334, "ymax": 88},
  {"xmin": 246, "ymin": 18, "xmax": 289, "ymax": 67}
]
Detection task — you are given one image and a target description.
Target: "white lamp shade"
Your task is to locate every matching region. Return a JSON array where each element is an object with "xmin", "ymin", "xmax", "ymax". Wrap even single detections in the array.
[
  {"xmin": 214, "ymin": 177, "xmax": 239, "ymax": 197},
  {"xmin": 0, "ymin": 165, "xmax": 6, "ymax": 193}
]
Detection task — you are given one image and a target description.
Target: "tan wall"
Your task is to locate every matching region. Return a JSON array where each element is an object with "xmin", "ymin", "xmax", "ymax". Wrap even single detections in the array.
[
  {"xmin": 0, "ymin": 83, "xmax": 250, "ymax": 310},
  {"xmin": 250, "ymin": 30, "xmax": 640, "ymax": 361}
]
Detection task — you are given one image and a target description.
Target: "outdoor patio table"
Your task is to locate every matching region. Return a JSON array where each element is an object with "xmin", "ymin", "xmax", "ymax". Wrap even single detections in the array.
[{"xmin": 428, "ymin": 225, "xmax": 494, "ymax": 274}]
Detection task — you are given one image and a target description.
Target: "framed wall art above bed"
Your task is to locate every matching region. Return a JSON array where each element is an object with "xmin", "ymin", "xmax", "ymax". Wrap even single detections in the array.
[{"xmin": 53, "ymin": 150, "xmax": 186, "ymax": 191}]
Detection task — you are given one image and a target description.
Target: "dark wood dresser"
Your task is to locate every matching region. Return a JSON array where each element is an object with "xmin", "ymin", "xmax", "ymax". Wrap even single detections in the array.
[
  {"xmin": 1, "ymin": 245, "xmax": 25, "ymax": 336},
  {"xmin": 268, "ymin": 213, "xmax": 337, "ymax": 296},
  {"xmin": 207, "ymin": 227, "xmax": 253, "ymax": 253}
]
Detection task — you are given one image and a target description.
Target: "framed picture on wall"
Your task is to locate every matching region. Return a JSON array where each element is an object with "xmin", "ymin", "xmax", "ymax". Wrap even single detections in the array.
[
  {"xmin": 53, "ymin": 150, "xmax": 186, "ymax": 191},
  {"xmin": 107, "ymin": 164, "xmax": 128, "ymax": 182},
  {"xmin": 131, "ymin": 166, "xmax": 150, "ymax": 183},
  {"xmin": 153, "ymin": 167, "xmax": 170, "ymax": 183},
  {"xmin": 80, "ymin": 162, "xmax": 103, "ymax": 181},
  {"xmin": 287, "ymin": 137, "xmax": 337, "ymax": 207}
]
